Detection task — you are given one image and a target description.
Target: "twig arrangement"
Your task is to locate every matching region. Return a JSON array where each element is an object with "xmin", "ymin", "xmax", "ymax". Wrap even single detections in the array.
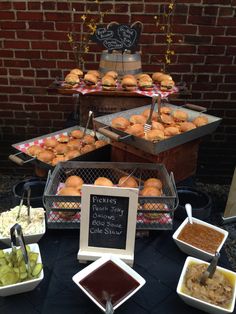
[{"xmin": 154, "ymin": 0, "xmax": 177, "ymax": 71}]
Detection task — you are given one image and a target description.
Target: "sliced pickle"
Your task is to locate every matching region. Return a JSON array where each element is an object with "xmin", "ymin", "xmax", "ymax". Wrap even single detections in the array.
[
  {"xmin": 32, "ymin": 263, "xmax": 43, "ymax": 277},
  {"xmin": 1, "ymin": 272, "xmax": 18, "ymax": 285}
]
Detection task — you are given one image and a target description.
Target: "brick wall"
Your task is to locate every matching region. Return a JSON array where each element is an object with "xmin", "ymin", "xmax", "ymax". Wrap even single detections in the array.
[{"xmin": 0, "ymin": 0, "xmax": 236, "ymax": 184}]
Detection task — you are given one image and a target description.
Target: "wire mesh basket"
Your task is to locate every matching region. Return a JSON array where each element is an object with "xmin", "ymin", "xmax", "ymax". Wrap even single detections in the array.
[{"xmin": 43, "ymin": 161, "xmax": 178, "ymax": 230}]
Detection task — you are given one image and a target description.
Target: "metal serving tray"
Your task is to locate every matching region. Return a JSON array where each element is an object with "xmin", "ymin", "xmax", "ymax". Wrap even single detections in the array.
[
  {"xmin": 43, "ymin": 161, "xmax": 178, "ymax": 230},
  {"xmin": 94, "ymin": 103, "xmax": 222, "ymax": 155},
  {"xmin": 9, "ymin": 125, "xmax": 111, "ymax": 169}
]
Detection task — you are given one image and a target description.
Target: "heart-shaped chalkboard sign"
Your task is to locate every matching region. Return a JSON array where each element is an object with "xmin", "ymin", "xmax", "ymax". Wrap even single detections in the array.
[{"xmin": 91, "ymin": 22, "xmax": 141, "ymax": 53}]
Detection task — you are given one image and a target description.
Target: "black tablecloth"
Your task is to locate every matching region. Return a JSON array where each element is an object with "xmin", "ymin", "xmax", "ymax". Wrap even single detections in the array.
[{"xmin": 0, "ymin": 223, "xmax": 235, "ymax": 314}]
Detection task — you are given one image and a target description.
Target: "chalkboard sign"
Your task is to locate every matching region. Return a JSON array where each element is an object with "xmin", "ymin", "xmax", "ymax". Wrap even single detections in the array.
[
  {"xmin": 78, "ymin": 185, "xmax": 139, "ymax": 266},
  {"xmin": 88, "ymin": 194, "xmax": 129, "ymax": 249},
  {"xmin": 90, "ymin": 23, "xmax": 141, "ymax": 52}
]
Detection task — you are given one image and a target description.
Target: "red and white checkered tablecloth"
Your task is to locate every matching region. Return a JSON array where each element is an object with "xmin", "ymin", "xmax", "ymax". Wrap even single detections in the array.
[{"xmin": 70, "ymin": 81, "xmax": 178, "ymax": 98}]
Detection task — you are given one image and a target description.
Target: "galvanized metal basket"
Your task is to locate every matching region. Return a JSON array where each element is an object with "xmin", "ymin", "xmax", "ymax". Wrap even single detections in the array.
[{"xmin": 43, "ymin": 161, "xmax": 178, "ymax": 230}]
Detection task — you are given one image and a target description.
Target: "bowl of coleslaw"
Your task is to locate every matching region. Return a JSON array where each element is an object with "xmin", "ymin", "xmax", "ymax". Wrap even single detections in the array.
[{"xmin": 0, "ymin": 205, "xmax": 46, "ymax": 245}]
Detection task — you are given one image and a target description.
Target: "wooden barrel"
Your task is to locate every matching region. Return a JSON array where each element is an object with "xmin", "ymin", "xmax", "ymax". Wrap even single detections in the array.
[{"xmin": 99, "ymin": 50, "xmax": 142, "ymax": 75}]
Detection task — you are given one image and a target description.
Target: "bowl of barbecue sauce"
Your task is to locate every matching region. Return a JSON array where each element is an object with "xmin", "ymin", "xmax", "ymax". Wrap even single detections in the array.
[{"xmin": 72, "ymin": 255, "xmax": 146, "ymax": 312}]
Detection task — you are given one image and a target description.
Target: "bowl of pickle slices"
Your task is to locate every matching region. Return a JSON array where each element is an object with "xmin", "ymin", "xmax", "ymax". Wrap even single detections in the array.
[{"xmin": 0, "ymin": 243, "xmax": 44, "ymax": 297}]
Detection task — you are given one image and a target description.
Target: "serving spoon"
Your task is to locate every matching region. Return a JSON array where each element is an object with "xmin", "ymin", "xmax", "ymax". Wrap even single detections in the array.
[
  {"xmin": 200, "ymin": 252, "xmax": 220, "ymax": 285},
  {"xmin": 185, "ymin": 203, "xmax": 193, "ymax": 224}
]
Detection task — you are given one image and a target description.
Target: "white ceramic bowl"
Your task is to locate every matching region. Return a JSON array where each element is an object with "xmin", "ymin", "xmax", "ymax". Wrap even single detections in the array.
[
  {"xmin": 177, "ymin": 256, "xmax": 236, "ymax": 314},
  {"xmin": 72, "ymin": 254, "xmax": 146, "ymax": 312},
  {"xmin": 0, "ymin": 207, "xmax": 46, "ymax": 245},
  {"xmin": 0, "ymin": 243, "xmax": 44, "ymax": 297},
  {"xmin": 172, "ymin": 217, "xmax": 228, "ymax": 261}
]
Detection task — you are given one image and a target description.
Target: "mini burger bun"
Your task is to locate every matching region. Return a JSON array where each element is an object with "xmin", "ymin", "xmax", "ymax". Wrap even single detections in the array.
[
  {"xmin": 129, "ymin": 114, "xmax": 146, "ymax": 125},
  {"xmin": 104, "ymin": 70, "xmax": 118, "ymax": 80},
  {"xmin": 121, "ymin": 76, "xmax": 137, "ymax": 91},
  {"xmin": 101, "ymin": 75, "xmax": 116, "ymax": 91},
  {"xmin": 83, "ymin": 73, "xmax": 98, "ymax": 87},
  {"xmin": 192, "ymin": 116, "xmax": 208, "ymax": 127},
  {"xmin": 111, "ymin": 116, "xmax": 130, "ymax": 130},
  {"xmin": 180, "ymin": 121, "xmax": 196, "ymax": 132},
  {"xmin": 118, "ymin": 176, "xmax": 138, "ymax": 188},
  {"xmin": 70, "ymin": 68, "xmax": 83, "ymax": 77},
  {"xmin": 152, "ymin": 72, "xmax": 165, "ymax": 83},
  {"xmin": 172, "ymin": 110, "xmax": 189, "ymax": 122},
  {"xmin": 145, "ymin": 129, "xmax": 165, "ymax": 141},
  {"xmin": 158, "ymin": 73, "xmax": 173, "ymax": 82},
  {"xmin": 94, "ymin": 177, "xmax": 113, "ymax": 187},
  {"xmin": 144, "ymin": 178, "xmax": 163, "ymax": 190},
  {"xmin": 44, "ymin": 138, "xmax": 58, "ymax": 148},
  {"xmin": 70, "ymin": 129, "xmax": 84, "ymax": 139},
  {"xmin": 87, "ymin": 70, "xmax": 101, "ymax": 79},
  {"xmin": 64, "ymin": 73, "xmax": 80, "ymax": 84},
  {"xmin": 160, "ymin": 79, "xmax": 175, "ymax": 91},
  {"xmin": 65, "ymin": 175, "xmax": 84, "ymax": 190},
  {"xmin": 126, "ymin": 124, "xmax": 144, "ymax": 137},
  {"xmin": 37, "ymin": 150, "xmax": 55, "ymax": 163}
]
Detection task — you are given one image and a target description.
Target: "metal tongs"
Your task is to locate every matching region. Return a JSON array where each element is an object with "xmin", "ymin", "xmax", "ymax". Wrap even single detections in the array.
[
  {"xmin": 200, "ymin": 252, "xmax": 220, "ymax": 285},
  {"xmin": 10, "ymin": 223, "xmax": 30, "ymax": 273},
  {"xmin": 102, "ymin": 291, "xmax": 114, "ymax": 314},
  {"xmin": 91, "ymin": 111, "xmax": 99, "ymax": 141},
  {"xmin": 144, "ymin": 95, "xmax": 158, "ymax": 133},
  {"xmin": 81, "ymin": 110, "xmax": 93, "ymax": 144},
  {"xmin": 16, "ymin": 183, "xmax": 31, "ymax": 224}
]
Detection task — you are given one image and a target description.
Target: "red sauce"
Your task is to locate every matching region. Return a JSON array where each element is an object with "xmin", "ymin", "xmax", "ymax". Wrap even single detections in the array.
[
  {"xmin": 177, "ymin": 222, "xmax": 224, "ymax": 254},
  {"xmin": 79, "ymin": 260, "xmax": 140, "ymax": 307}
]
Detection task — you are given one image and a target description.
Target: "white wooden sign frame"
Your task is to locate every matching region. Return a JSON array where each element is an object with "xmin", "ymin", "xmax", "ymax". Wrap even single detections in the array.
[{"xmin": 78, "ymin": 184, "xmax": 139, "ymax": 266}]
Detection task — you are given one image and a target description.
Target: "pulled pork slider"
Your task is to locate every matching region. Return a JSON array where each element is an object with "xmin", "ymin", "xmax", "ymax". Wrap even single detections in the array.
[
  {"xmin": 160, "ymin": 113, "xmax": 174, "ymax": 125},
  {"xmin": 83, "ymin": 134, "xmax": 95, "ymax": 145},
  {"xmin": 126, "ymin": 124, "xmax": 144, "ymax": 137},
  {"xmin": 172, "ymin": 110, "xmax": 189, "ymax": 122},
  {"xmin": 129, "ymin": 114, "xmax": 146, "ymax": 125},
  {"xmin": 70, "ymin": 68, "xmax": 83, "ymax": 78},
  {"xmin": 142, "ymin": 108, "xmax": 158, "ymax": 121},
  {"xmin": 101, "ymin": 75, "xmax": 117, "ymax": 91},
  {"xmin": 67, "ymin": 139, "xmax": 81, "ymax": 150},
  {"xmin": 37, "ymin": 149, "xmax": 55, "ymax": 163},
  {"xmin": 121, "ymin": 76, "xmax": 137, "ymax": 91},
  {"xmin": 151, "ymin": 121, "xmax": 165, "ymax": 131},
  {"xmin": 51, "ymin": 155, "xmax": 65, "ymax": 166},
  {"xmin": 27, "ymin": 145, "xmax": 43, "ymax": 157},
  {"xmin": 54, "ymin": 143, "xmax": 69, "ymax": 155},
  {"xmin": 138, "ymin": 77, "xmax": 153, "ymax": 91},
  {"xmin": 83, "ymin": 73, "xmax": 98, "ymax": 88},
  {"xmin": 95, "ymin": 140, "xmax": 108, "ymax": 149},
  {"xmin": 160, "ymin": 79, "xmax": 175, "ymax": 91},
  {"xmin": 44, "ymin": 138, "xmax": 58, "ymax": 149},
  {"xmin": 164, "ymin": 126, "xmax": 180, "ymax": 137},
  {"xmin": 65, "ymin": 175, "xmax": 84, "ymax": 190},
  {"xmin": 145, "ymin": 129, "xmax": 165, "ymax": 141},
  {"xmin": 64, "ymin": 73, "xmax": 80, "ymax": 88},
  {"xmin": 192, "ymin": 115, "xmax": 209, "ymax": 127},
  {"xmin": 160, "ymin": 106, "xmax": 172, "ymax": 115},
  {"xmin": 57, "ymin": 134, "xmax": 70, "ymax": 143},
  {"xmin": 70, "ymin": 129, "xmax": 84, "ymax": 139},
  {"xmin": 58, "ymin": 187, "xmax": 81, "ymax": 218},
  {"xmin": 111, "ymin": 116, "xmax": 130, "ymax": 130},
  {"xmin": 94, "ymin": 177, "xmax": 113, "ymax": 187},
  {"xmin": 141, "ymin": 186, "xmax": 163, "ymax": 216},
  {"xmin": 80, "ymin": 144, "xmax": 95, "ymax": 155},
  {"xmin": 118, "ymin": 176, "xmax": 138, "ymax": 188},
  {"xmin": 64, "ymin": 149, "xmax": 80, "ymax": 160},
  {"xmin": 180, "ymin": 121, "xmax": 196, "ymax": 132},
  {"xmin": 144, "ymin": 178, "xmax": 163, "ymax": 190}
]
